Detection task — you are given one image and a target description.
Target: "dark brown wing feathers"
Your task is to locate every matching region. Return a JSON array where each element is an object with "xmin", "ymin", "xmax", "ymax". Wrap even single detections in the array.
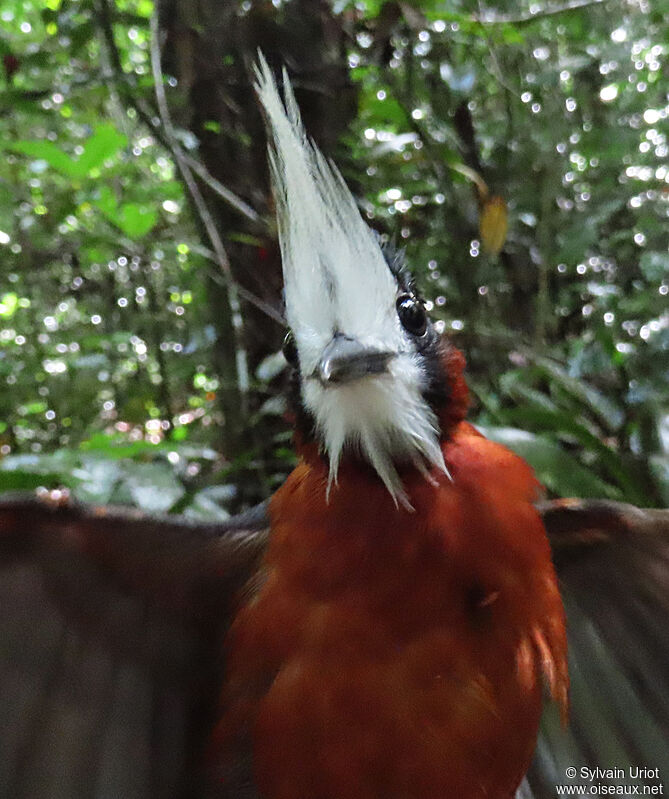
[
  {"xmin": 522, "ymin": 500, "xmax": 669, "ymax": 798},
  {"xmin": 1, "ymin": 493, "xmax": 668, "ymax": 797},
  {"xmin": 0, "ymin": 493, "xmax": 267, "ymax": 799}
]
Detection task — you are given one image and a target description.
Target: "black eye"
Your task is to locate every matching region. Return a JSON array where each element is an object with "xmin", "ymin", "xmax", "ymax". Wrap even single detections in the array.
[
  {"xmin": 282, "ymin": 330, "xmax": 299, "ymax": 366},
  {"xmin": 396, "ymin": 295, "xmax": 427, "ymax": 337}
]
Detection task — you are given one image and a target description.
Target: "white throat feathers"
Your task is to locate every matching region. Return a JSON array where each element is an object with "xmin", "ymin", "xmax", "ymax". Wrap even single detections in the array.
[{"xmin": 254, "ymin": 55, "xmax": 448, "ymax": 508}]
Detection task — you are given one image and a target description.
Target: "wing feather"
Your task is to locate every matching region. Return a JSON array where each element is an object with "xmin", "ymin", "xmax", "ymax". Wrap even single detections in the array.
[
  {"xmin": 0, "ymin": 494, "xmax": 268, "ymax": 799},
  {"xmin": 3, "ymin": 493, "xmax": 668, "ymax": 798},
  {"xmin": 521, "ymin": 500, "xmax": 669, "ymax": 798}
]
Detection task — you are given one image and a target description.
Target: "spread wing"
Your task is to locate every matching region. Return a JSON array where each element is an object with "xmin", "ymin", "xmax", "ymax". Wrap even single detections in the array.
[
  {"xmin": 520, "ymin": 499, "xmax": 669, "ymax": 799},
  {"xmin": 3, "ymin": 493, "xmax": 668, "ymax": 798},
  {"xmin": 0, "ymin": 493, "xmax": 268, "ymax": 799}
]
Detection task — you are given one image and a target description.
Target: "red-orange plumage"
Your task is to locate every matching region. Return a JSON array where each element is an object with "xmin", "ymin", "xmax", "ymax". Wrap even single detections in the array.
[{"xmin": 211, "ymin": 347, "xmax": 567, "ymax": 799}]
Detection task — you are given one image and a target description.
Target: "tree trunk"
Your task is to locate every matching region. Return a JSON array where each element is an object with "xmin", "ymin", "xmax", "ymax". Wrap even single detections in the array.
[{"xmin": 157, "ymin": 0, "xmax": 358, "ymax": 489}]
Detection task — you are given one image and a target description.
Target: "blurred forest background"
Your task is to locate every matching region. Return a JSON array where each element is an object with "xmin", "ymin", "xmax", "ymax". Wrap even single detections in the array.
[{"xmin": 0, "ymin": 0, "xmax": 666, "ymax": 517}]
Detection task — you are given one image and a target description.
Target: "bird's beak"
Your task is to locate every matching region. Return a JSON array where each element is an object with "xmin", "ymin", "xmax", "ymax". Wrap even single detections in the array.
[{"xmin": 315, "ymin": 335, "xmax": 395, "ymax": 387}]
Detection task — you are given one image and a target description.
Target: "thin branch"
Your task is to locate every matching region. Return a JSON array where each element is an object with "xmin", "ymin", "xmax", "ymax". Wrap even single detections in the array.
[
  {"xmin": 383, "ymin": 70, "xmax": 449, "ymax": 185},
  {"xmin": 181, "ymin": 153, "xmax": 261, "ymax": 225},
  {"xmin": 190, "ymin": 243, "xmax": 285, "ymax": 325},
  {"xmin": 386, "ymin": 70, "xmax": 492, "ymax": 202},
  {"xmin": 97, "ymin": 0, "xmax": 124, "ymax": 74},
  {"xmin": 96, "ymin": 0, "xmax": 262, "ymax": 228},
  {"xmin": 475, "ymin": 0, "xmax": 605, "ymax": 26},
  {"xmin": 96, "ymin": 1, "xmax": 279, "ymax": 330},
  {"xmin": 535, "ymin": 161, "xmax": 555, "ymax": 348},
  {"xmin": 148, "ymin": 11, "xmax": 251, "ymax": 397},
  {"xmin": 149, "ymin": 18, "xmax": 225, "ymax": 273},
  {"xmin": 475, "ymin": 0, "xmax": 522, "ymax": 100}
]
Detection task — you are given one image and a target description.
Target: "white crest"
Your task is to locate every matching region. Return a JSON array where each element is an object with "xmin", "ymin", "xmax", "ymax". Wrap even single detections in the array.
[{"xmin": 254, "ymin": 55, "xmax": 447, "ymax": 507}]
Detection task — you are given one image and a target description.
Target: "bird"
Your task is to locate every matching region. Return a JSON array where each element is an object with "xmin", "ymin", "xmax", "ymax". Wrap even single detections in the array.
[
  {"xmin": 202, "ymin": 57, "xmax": 569, "ymax": 799},
  {"xmin": 0, "ymin": 59, "xmax": 668, "ymax": 799}
]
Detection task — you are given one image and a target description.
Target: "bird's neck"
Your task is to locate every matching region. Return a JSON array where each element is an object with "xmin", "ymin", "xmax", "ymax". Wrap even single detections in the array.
[{"xmin": 434, "ymin": 343, "xmax": 469, "ymax": 435}]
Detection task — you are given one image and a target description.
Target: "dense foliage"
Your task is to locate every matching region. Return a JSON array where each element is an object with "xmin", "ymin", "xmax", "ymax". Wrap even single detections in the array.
[{"xmin": 0, "ymin": 0, "xmax": 666, "ymax": 515}]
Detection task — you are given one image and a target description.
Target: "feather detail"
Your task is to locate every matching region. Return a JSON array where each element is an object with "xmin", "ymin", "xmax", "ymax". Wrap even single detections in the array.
[{"xmin": 254, "ymin": 54, "xmax": 449, "ymax": 504}]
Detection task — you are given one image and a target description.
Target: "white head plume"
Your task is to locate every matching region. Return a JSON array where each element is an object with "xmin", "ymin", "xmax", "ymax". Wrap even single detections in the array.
[{"xmin": 254, "ymin": 54, "xmax": 448, "ymax": 507}]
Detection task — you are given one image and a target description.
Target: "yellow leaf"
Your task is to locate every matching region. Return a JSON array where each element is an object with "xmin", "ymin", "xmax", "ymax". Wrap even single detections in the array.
[{"xmin": 479, "ymin": 195, "xmax": 508, "ymax": 255}]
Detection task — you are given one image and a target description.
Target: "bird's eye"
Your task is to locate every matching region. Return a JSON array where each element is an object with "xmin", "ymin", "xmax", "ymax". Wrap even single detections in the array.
[
  {"xmin": 282, "ymin": 330, "xmax": 299, "ymax": 366},
  {"xmin": 396, "ymin": 295, "xmax": 428, "ymax": 337}
]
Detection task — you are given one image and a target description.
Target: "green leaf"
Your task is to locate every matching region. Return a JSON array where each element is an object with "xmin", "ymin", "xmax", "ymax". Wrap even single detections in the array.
[
  {"xmin": 182, "ymin": 486, "xmax": 231, "ymax": 521},
  {"xmin": 649, "ymin": 455, "xmax": 669, "ymax": 506},
  {"xmin": 556, "ymin": 221, "xmax": 599, "ymax": 263},
  {"xmin": 534, "ymin": 357, "xmax": 625, "ymax": 432},
  {"xmin": 171, "ymin": 426, "xmax": 189, "ymax": 441},
  {"xmin": 94, "ymin": 185, "xmax": 117, "ymax": 216},
  {"xmin": 0, "ymin": 470, "xmax": 63, "ymax": 491},
  {"xmin": 69, "ymin": 21, "xmax": 96, "ymax": 55},
  {"xmin": 77, "ymin": 123, "xmax": 127, "ymax": 173},
  {"xmin": 114, "ymin": 203, "xmax": 158, "ymax": 238},
  {"xmin": 227, "ymin": 232, "xmax": 264, "ymax": 247},
  {"xmin": 439, "ymin": 62, "xmax": 477, "ymax": 93},
  {"xmin": 11, "ymin": 125, "xmax": 126, "ymax": 178},
  {"xmin": 639, "ymin": 251, "xmax": 669, "ymax": 282},
  {"xmin": 0, "ymin": 451, "xmax": 79, "ymax": 491},
  {"xmin": 256, "ymin": 350, "xmax": 286, "ymax": 381},
  {"xmin": 11, "ymin": 140, "xmax": 79, "ymax": 178},
  {"xmin": 478, "ymin": 425, "xmax": 621, "ymax": 500},
  {"xmin": 363, "ymin": 94, "xmax": 406, "ymax": 127},
  {"xmin": 501, "ymin": 404, "xmax": 651, "ymax": 505},
  {"xmin": 22, "ymin": 401, "xmax": 48, "ymax": 415},
  {"xmin": 95, "ymin": 186, "xmax": 158, "ymax": 239},
  {"xmin": 0, "ymin": 292, "xmax": 18, "ymax": 318},
  {"xmin": 71, "ymin": 456, "xmax": 122, "ymax": 503},
  {"xmin": 80, "ymin": 431, "xmax": 164, "ymax": 458},
  {"xmin": 135, "ymin": 0, "xmax": 155, "ymax": 17},
  {"xmin": 500, "ymin": 23, "xmax": 525, "ymax": 44},
  {"xmin": 113, "ymin": 461, "xmax": 185, "ymax": 513}
]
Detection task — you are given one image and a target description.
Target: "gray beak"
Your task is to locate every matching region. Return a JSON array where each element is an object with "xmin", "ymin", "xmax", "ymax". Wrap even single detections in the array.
[{"xmin": 316, "ymin": 334, "xmax": 395, "ymax": 386}]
